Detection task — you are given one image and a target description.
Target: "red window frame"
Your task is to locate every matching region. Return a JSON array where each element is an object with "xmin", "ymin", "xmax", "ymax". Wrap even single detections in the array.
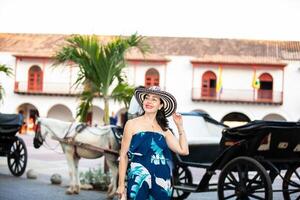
[
  {"xmin": 145, "ymin": 68, "xmax": 160, "ymax": 87},
  {"xmin": 28, "ymin": 65, "xmax": 43, "ymax": 92},
  {"xmin": 201, "ymin": 71, "xmax": 217, "ymax": 98}
]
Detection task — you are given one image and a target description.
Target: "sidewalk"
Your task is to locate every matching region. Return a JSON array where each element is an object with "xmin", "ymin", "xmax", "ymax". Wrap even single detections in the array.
[{"xmin": 0, "ymin": 133, "xmax": 211, "ymax": 200}]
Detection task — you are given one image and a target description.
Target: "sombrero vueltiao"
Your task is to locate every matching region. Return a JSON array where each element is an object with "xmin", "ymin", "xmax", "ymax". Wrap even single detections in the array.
[{"xmin": 134, "ymin": 86, "xmax": 177, "ymax": 117}]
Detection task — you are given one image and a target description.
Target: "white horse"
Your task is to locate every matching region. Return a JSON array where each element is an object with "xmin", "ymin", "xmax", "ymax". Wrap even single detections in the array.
[{"xmin": 33, "ymin": 117, "xmax": 121, "ymax": 198}]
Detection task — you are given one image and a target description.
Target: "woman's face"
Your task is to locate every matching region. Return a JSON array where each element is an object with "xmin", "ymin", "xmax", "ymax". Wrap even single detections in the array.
[{"xmin": 142, "ymin": 94, "xmax": 163, "ymax": 114}]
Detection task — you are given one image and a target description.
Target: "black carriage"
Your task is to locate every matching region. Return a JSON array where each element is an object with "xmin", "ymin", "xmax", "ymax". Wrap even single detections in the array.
[
  {"xmin": 0, "ymin": 113, "xmax": 27, "ymax": 176},
  {"xmin": 170, "ymin": 113, "xmax": 300, "ymax": 200}
]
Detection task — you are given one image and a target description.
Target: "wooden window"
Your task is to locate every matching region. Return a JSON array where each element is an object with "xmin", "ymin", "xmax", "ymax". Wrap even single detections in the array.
[
  {"xmin": 28, "ymin": 65, "xmax": 43, "ymax": 92},
  {"xmin": 258, "ymin": 73, "xmax": 273, "ymax": 101},
  {"xmin": 201, "ymin": 71, "xmax": 217, "ymax": 98},
  {"xmin": 145, "ymin": 68, "xmax": 160, "ymax": 87}
]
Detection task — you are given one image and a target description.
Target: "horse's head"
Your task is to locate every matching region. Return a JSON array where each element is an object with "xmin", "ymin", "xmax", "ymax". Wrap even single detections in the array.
[{"xmin": 33, "ymin": 118, "xmax": 47, "ymax": 148}]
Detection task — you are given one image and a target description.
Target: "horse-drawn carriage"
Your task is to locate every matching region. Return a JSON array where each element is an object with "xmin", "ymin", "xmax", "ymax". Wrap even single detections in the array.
[
  {"xmin": 0, "ymin": 113, "xmax": 27, "ymax": 176},
  {"xmin": 33, "ymin": 112, "xmax": 300, "ymax": 199},
  {"xmin": 169, "ymin": 112, "xmax": 300, "ymax": 200}
]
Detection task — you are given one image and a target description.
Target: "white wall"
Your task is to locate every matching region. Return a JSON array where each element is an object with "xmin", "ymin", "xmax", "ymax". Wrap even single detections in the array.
[{"xmin": 1, "ymin": 52, "xmax": 300, "ymax": 124}]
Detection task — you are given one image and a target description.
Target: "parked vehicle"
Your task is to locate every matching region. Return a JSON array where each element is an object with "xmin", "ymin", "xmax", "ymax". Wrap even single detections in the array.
[
  {"xmin": 169, "ymin": 112, "xmax": 300, "ymax": 200},
  {"xmin": 0, "ymin": 113, "xmax": 27, "ymax": 176},
  {"xmin": 169, "ymin": 112, "xmax": 226, "ymax": 163}
]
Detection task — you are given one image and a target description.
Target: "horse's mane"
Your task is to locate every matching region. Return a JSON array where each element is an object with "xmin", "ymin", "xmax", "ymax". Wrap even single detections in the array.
[
  {"xmin": 38, "ymin": 117, "xmax": 76, "ymax": 138},
  {"xmin": 38, "ymin": 117, "xmax": 114, "ymax": 138}
]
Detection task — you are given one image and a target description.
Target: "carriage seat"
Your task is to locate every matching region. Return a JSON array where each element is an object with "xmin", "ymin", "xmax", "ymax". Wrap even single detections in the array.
[
  {"xmin": 0, "ymin": 113, "xmax": 23, "ymax": 135},
  {"xmin": 222, "ymin": 120, "xmax": 300, "ymax": 140},
  {"xmin": 0, "ymin": 113, "xmax": 23, "ymax": 127}
]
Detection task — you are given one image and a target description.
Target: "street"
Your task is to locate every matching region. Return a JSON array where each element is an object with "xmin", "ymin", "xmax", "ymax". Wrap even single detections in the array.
[
  {"xmin": 0, "ymin": 134, "xmax": 217, "ymax": 199},
  {"xmin": 0, "ymin": 134, "xmax": 288, "ymax": 200}
]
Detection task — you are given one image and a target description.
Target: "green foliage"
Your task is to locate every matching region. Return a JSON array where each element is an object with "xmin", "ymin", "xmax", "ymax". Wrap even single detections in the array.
[
  {"xmin": 0, "ymin": 64, "xmax": 13, "ymax": 77},
  {"xmin": 111, "ymin": 82, "xmax": 135, "ymax": 109},
  {"xmin": 53, "ymin": 33, "xmax": 148, "ymax": 124},
  {"xmin": 0, "ymin": 64, "xmax": 13, "ymax": 102},
  {"xmin": 79, "ymin": 167, "xmax": 111, "ymax": 191}
]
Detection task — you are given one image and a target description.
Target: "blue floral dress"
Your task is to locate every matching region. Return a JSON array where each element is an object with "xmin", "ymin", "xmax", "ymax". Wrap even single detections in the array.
[{"xmin": 127, "ymin": 131, "xmax": 173, "ymax": 200}]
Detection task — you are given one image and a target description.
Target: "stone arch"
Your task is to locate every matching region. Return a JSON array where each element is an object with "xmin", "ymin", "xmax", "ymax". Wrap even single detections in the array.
[
  {"xmin": 116, "ymin": 108, "xmax": 128, "ymax": 127},
  {"xmin": 262, "ymin": 113, "xmax": 286, "ymax": 121},
  {"xmin": 16, "ymin": 103, "xmax": 40, "ymax": 134},
  {"xmin": 221, "ymin": 112, "xmax": 251, "ymax": 127},
  {"xmin": 47, "ymin": 104, "xmax": 74, "ymax": 122},
  {"xmin": 90, "ymin": 106, "xmax": 104, "ymax": 126}
]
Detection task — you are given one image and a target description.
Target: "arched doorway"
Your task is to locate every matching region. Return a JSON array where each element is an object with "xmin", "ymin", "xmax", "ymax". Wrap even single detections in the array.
[
  {"xmin": 83, "ymin": 106, "xmax": 104, "ymax": 126},
  {"xmin": 17, "ymin": 103, "xmax": 39, "ymax": 134},
  {"xmin": 221, "ymin": 112, "xmax": 251, "ymax": 127},
  {"xmin": 145, "ymin": 68, "xmax": 160, "ymax": 87},
  {"xmin": 28, "ymin": 65, "xmax": 43, "ymax": 92},
  {"xmin": 201, "ymin": 71, "xmax": 217, "ymax": 98},
  {"xmin": 263, "ymin": 113, "xmax": 286, "ymax": 121},
  {"xmin": 47, "ymin": 104, "xmax": 74, "ymax": 122},
  {"xmin": 116, "ymin": 108, "xmax": 127, "ymax": 127},
  {"xmin": 258, "ymin": 73, "xmax": 273, "ymax": 101}
]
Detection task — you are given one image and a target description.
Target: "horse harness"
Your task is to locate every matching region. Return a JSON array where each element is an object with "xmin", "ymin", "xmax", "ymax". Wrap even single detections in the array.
[
  {"xmin": 59, "ymin": 123, "xmax": 119, "ymax": 158},
  {"xmin": 40, "ymin": 122, "xmax": 119, "ymax": 158}
]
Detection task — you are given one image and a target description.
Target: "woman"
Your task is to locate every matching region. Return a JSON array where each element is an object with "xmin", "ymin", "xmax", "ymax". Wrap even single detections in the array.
[{"xmin": 116, "ymin": 86, "xmax": 189, "ymax": 200}]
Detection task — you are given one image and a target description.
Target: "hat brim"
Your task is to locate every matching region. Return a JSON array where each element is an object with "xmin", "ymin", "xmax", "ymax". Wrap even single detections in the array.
[{"xmin": 134, "ymin": 88, "xmax": 177, "ymax": 117}]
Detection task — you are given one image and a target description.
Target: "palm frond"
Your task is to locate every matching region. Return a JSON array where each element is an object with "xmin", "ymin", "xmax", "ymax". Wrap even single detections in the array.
[
  {"xmin": 111, "ymin": 83, "xmax": 135, "ymax": 108},
  {"xmin": 0, "ymin": 64, "xmax": 13, "ymax": 77},
  {"xmin": 52, "ymin": 33, "xmax": 148, "ymax": 124},
  {"xmin": 0, "ymin": 64, "xmax": 13, "ymax": 102},
  {"xmin": 76, "ymin": 89, "xmax": 94, "ymax": 122}
]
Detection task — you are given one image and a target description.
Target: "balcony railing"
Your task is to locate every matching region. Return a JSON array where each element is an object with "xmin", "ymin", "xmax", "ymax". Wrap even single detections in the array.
[
  {"xmin": 192, "ymin": 88, "xmax": 283, "ymax": 105},
  {"xmin": 14, "ymin": 81, "xmax": 84, "ymax": 96}
]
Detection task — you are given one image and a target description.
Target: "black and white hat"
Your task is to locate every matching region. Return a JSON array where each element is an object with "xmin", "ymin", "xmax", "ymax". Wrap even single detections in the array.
[{"xmin": 134, "ymin": 86, "xmax": 177, "ymax": 117}]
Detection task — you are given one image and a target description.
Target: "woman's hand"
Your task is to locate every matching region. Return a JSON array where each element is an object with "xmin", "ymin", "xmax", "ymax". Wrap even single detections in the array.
[
  {"xmin": 172, "ymin": 113, "xmax": 183, "ymax": 128},
  {"xmin": 115, "ymin": 185, "xmax": 126, "ymax": 199}
]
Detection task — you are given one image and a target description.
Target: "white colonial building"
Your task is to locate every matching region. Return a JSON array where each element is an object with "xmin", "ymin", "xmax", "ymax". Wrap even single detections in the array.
[{"xmin": 0, "ymin": 33, "xmax": 300, "ymax": 131}]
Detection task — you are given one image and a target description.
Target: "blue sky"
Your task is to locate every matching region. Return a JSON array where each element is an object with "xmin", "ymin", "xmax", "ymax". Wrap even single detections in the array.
[{"xmin": 0, "ymin": 0, "xmax": 300, "ymax": 41}]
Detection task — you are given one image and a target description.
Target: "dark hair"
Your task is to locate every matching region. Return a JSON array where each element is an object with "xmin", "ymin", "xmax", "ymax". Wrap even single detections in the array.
[
  {"xmin": 156, "ymin": 104, "xmax": 169, "ymax": 131},
  {"xmin": 141, "ymin": 95, "xmax": 169, "ymax": 131}
]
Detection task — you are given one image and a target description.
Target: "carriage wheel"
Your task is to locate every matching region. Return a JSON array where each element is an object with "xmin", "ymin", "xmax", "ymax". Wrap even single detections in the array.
[
  {"xmin": 171, "ymin": 165, "xmax": 193, "ymax": 200},
  {"xmin": 7, "ymin": 137, "xmax": 27, "ymax": 176},
  {"xmin": 282, "ymin": 163, "xmax": 300, "ymax": 200},
  {"xmin": 218, "ymin": 156, "xmax": 272, "ymax": 200}
]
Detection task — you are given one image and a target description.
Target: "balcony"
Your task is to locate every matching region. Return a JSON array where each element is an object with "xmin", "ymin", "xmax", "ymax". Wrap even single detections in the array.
[
  {"xmin": 192, "ymin": 88, "xmax": 283, "ymax": 105},
  {"xmin": 14, "ymin": 81, "xmax": 84, "ymax": 96}
]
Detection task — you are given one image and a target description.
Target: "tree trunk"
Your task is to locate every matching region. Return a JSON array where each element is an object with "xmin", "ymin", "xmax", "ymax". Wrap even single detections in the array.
[
  {"xmin": 103, "ymin": 95, "xmax": 110, "ymax": 173},
  {"xmin": 103, "ymin": 96, "xmax": 110, "ymax": 125}
]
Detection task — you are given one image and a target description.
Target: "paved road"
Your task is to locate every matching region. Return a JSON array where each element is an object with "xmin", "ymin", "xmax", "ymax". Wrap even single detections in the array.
[
  {"xmin": 0, "ymin": 134, "xmax": 210, "ymax": 200},
  {"xmin": 0, "ymin": 134, "xmax": 290, "ymax": 199},
  {"xmin": 0, "ymin": 173, "xmax": 109, "ymax": 200}
]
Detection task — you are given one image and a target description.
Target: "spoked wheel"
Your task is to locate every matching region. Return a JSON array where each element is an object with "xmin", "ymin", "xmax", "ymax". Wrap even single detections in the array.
[
  {"xmin": 171, "ymin": 165, "xmax": 193, "ymax": 200},
  {"xmin": 7, "ymin": 137, "xmax": 27, "ymax": 176},
  {"xmin": 282, "ymin": 163, "xmax": 300, "ymax": 200},
  {"xmin": 218, "ymin": 156, "xmax": 272, "ymax": 200}
]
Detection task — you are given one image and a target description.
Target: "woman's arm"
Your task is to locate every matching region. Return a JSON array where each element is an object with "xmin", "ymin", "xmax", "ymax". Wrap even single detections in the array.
[
  {"xmin": 116, "ymin": 120, "xmax": 133, "ymax": 198},
  {"xmin": 165, "ymin": 113, "xmax": 189, "ymax": 155}
]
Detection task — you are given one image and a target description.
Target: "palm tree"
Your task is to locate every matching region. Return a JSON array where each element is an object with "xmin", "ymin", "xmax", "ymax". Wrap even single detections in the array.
[
  {"xmin": 0, "ymin": 64, "xmax": 13, "ymax": 101},
  {"xmin": 53, "ymin": 33, "xmax": 148, "ymax": 124}
]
